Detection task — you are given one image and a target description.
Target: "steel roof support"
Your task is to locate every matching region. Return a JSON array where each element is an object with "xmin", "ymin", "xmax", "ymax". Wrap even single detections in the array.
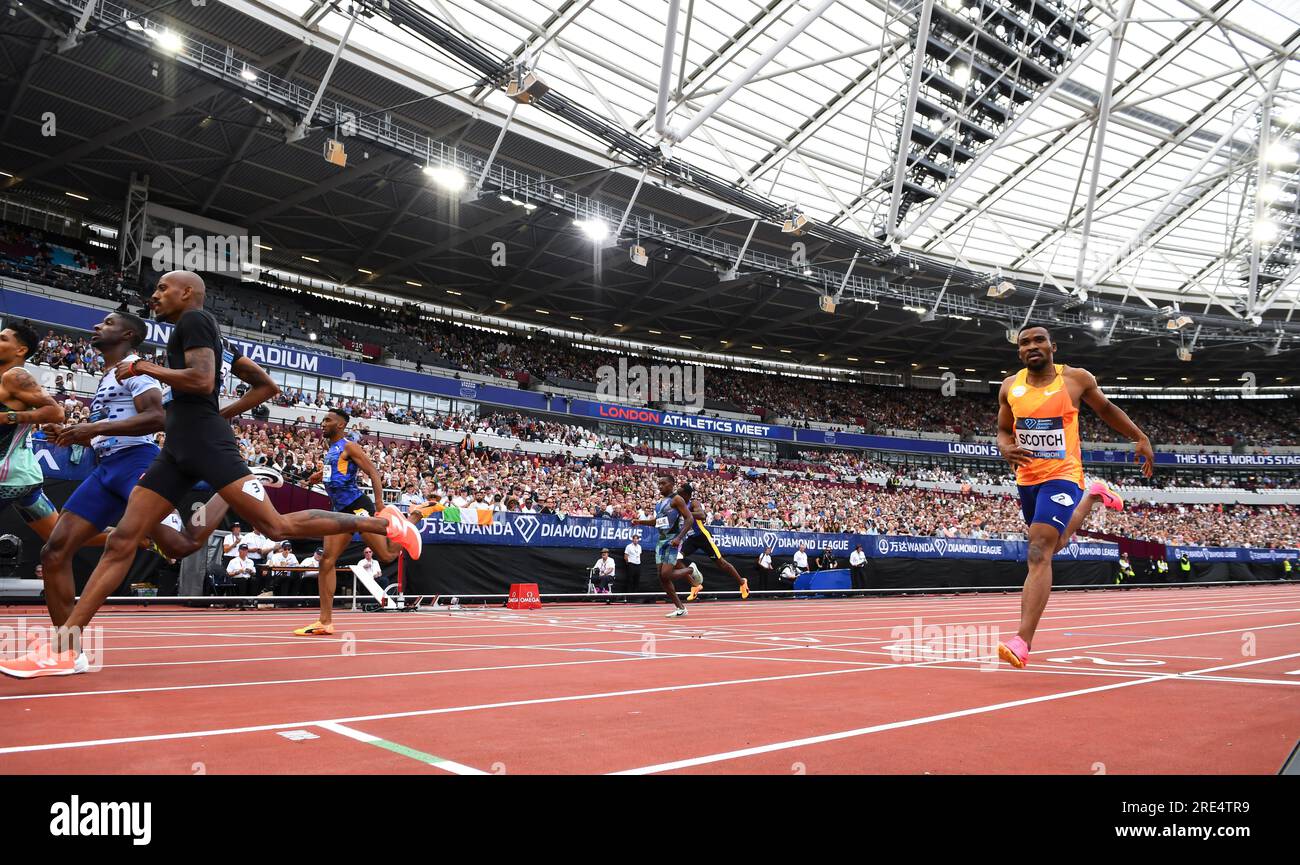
[
  {"xmin": 1073, "ymin": 0, "xmax": 1135, "ymax": 297},
  {"xmin": 886, "ymin": 0, "xmax": 934, "ymax": 240}
]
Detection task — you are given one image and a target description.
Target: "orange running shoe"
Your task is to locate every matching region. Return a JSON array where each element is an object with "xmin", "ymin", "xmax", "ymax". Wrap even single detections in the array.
[
  {"xmin": 379, "ymin": 505, "xmax": 422, "ymax": 560},
  {"xmin": 1087, "ymin": 480, "xmax": 1124, "ymax": 512},
  {"xmin": 293, "ymin": 621, "xmax": 335, "ymax": 636},
  {"xmin": 0, "ymin": 647, "xmax": 88, "ymax": 679}
]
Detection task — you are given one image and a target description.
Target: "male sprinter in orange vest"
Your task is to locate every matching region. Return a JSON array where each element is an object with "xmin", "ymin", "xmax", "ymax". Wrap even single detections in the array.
[{"xmin": 995, "ymin": 325, "xmax": 1153, "ymax": 668}]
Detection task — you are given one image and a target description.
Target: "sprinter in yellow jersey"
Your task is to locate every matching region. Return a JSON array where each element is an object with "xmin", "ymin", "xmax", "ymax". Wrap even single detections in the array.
[{"xmin": 994, "ymin": 325, "xmax": 1154, "ymax": 669}]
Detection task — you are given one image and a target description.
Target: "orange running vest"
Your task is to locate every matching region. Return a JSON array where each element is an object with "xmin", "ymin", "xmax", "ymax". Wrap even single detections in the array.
[{"xmin": 1006, "ymin": 364, "xmax": 1083, "ymax": 488}]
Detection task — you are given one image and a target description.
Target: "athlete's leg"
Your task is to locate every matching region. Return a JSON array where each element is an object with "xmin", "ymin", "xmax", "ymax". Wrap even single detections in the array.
[
  {"xmin": 1054, "ymin": 491, "xmax": 1100, "ymax": 553},
  {"xmin": 59, "ymin": 485, "xmax": 176, "ymax": 646},
  {"xmin": 17, "ymin": 490, "xmax": 106, "ymax": 546},
  {"xmin": 149, "ymin": 492, "xmax": 233, "ymax": 559},
  {"xmin": 1017, "ymin": 521, "xmax": 1060, "ymax": 646},
  {"xmin": 302, "ymin": 531, "xmax": 349, "ymax": 631},
  {"xmin": 217, "ymin": 476, "xmax": 390, "ymax": 541},
  {"xmin": 38, "ymin": 511, "xmax": 103, "ymax": 627}
]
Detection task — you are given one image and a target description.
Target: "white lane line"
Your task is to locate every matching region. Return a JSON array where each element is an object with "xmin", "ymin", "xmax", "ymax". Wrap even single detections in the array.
[{"xmin": 609, "ymin": 651, "xmax": 1300, "ymax": 775}]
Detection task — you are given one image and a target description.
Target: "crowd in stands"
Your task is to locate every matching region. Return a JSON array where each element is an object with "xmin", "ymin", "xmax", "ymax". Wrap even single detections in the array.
[
  {"xmin": 223, "ymin": 418, "xmax": 1300, "ymax": 550},
  {"xmin": 5, "ymin": 218, "xmax": 1300, "ymax": 449}
]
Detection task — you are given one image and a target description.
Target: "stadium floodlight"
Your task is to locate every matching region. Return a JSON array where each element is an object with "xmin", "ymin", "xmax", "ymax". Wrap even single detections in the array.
[
  {"xmin": 1260, "ymin": 182, "xmax": 1287, "ymax": 203},
  {"xmin": 424, "ymin": 165, "xmax": 466, "ymax": 192},
  {"xmin": 1253, "ymin": 220, "xmax": 1279, "ymax": 242},
  {"xmin": 1265, "ymin": 142, "xmax": 1298, "ymax": 165},
  {"xmin": 125, "ymin": 19, "xmax": 144, "ymax": 32},
  {"xmin": 574, "ymin": 219, "xmax": 609, "ymax": 242},
  {"xmin": 240, "ymin": 66, "xmax": 257, "ymax": 83},
  {"xmin": 950, "ymin": 64, "xmax": 972, "ymax": 87},
  {"xmin": 1090, "ymin": 318, "xmax": 1105, "ymax": 330},
  {"xmin": 1166, "ymin": 315, "xmax": 1193, "ymax": 331},
  {"xmin": 987, "ymin": 280, "xmax": 1015, "ymax": 299},
  {"xmin": 153, "ymin": 29, "xmax": 183, "ymax": 54}
]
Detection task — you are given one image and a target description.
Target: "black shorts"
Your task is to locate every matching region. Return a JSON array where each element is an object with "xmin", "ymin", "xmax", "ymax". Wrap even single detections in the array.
[
  {"xmin": 337, "ymin": 494, "xmax": 376, "ymax": 516},
  {"xmin": 680, "ymin": 526, "xmax": 723, "ymax": 561},
  {"xmin": 138, "ymin": 431, "xmax": 250, "ymax": 508}
]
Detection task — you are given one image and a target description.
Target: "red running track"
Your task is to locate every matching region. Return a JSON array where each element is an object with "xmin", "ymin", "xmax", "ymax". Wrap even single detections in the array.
[{"xmin": 1, "ymin": 584, "xmax": 1298, "ymax": 775}]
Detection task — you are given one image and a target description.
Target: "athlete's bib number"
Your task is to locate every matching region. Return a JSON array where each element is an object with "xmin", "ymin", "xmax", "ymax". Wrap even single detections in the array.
[
  {"xmin": 1015, "ymin": 417, "xmax": 1066, "ymax": 459},
  {"xmin": 655, "ymin": 516, "xmax": 670, "ymax": 530}
]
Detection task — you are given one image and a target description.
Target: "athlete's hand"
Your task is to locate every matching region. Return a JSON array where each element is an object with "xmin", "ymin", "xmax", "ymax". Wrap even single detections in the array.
[
  {"xmin": 55, "ymin": 423, "xmax": 97, "ymax": 447},
  {"xmin": 1134, "ymin": 436, "xmax": 1155, "ymax": 478},
  {"xmin": 999, "ymin": 443, "xmax": 1034, "ymax": 469},
  {"xmin": 671, "ymin": 537, "xmax": 683, "ymax": 549},
  {"xmin": 114, "ymin": 360, "xmax": 138, "ymax": 381}
]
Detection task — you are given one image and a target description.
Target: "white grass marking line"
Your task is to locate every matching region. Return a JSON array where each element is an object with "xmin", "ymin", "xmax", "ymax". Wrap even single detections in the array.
[{"xmin": 607, "ymin": 651, "xmax": 1300, "ymax": 775}]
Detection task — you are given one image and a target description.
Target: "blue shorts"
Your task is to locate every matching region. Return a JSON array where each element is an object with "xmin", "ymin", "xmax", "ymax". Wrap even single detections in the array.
[
  {"xmin": 654, "ymin": 538, "xmax": 680, "ymax": 566},
  {"xmin": 63, "ymin": 444, "xmax": 161, "ymax": 530},
  {"xmin": 1017, "ymin": 479, "xmax": 1084, "ymax": 533}
]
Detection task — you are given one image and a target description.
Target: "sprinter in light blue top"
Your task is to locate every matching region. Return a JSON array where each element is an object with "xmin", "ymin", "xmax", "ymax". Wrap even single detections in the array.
[{"xmin": 632, "ymin": 474, "xmax": 701, "ymax": 618}]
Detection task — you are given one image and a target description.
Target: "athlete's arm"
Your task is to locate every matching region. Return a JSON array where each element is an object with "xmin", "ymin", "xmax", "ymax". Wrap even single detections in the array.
[
  {"xmin": 0, "ymin": 367, "xmax": 64, "ymax": 425},
  {"xmin": 220, "ymin": 355, "xmax": 280, "ymax": 420},
  {"xmin": 1073, "ymin": 367, "xmax": 1155, "ymax": 478},
  {"xmin": 996, "ymin": 378, "xmax": 1033, "ymax": 470},
  {"xmin": 56, "ymin": 387, "xmax": 165, "ymax": 447},
  {"xmin": 306, "ymin": 469, "xmax": 323, "ymax": 486},
  {"xmin": 344, "ymin": 441, "xmax": 388, "ymax": 507},
  {"xmin": 121, "ymin": 348, "xmax": 215, "ymax": 395},
  {"xmin": 671, "ymin": 495, "xmax": 695, "ymax": 547}
]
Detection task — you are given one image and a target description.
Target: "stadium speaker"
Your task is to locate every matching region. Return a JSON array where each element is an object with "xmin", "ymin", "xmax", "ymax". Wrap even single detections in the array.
[
  {"xmin": 1176, "ymin": 347, "xmax": 1193, "ymax": 362},
  {"xmin": 628, "ymin": 244, "xmax": 648, "ymax": 267},
  {"xmin": 782, "ymin": 212, "xmax": 810, "ymax": 235},
  {"xmin": 507, "ymin": 71, "xmax": 550, "ymax": 104},
  {"xmin": 1005, "ymin": 328, "xmax": 1019, "ymax": 344},
  {"xmin": 818, "ymin": 294, "xmax": 836, "ymax": 314},
  {"xmin": 987, "ymin": 280, "xmax": 1016, "ymax": 299},
  {"xmin": 323, "ymin": 138, "xmax": 347, "ymax": 167}
]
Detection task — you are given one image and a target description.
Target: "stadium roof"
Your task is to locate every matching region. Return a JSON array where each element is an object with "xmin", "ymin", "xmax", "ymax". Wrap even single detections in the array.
[{"xmin": 2, "ymin": 0, "xmax": 1300, "ymax": 383}]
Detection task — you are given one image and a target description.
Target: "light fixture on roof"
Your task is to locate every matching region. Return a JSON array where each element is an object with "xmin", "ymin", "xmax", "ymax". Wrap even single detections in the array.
[
  {"xmin": 782, "ymin": 210, "xmax": 810, "ymax": 236},
  {"xmin": 628, "ymin": 243, "xmax": 648, "ymax": 267},
  {"xmin": 323, "ymin": 138, "xmax": 347, "ymax": 167},
  {"xmin": 153, "ymin": 29, "xmax": 183, "ymax": 54},
  {"xmin": 506, "ymin": 68, "xmax": 550, "ymax": 104},
  {"xmin": 125, "ymin": 18, "xmax": 144, "ymax": 32},
  {"xmin": 1265, "ymin": 142, "xmax": 1298, "ymax": 165},
  {"xmin": 424, "ymin": 165, "xmax": 466, "ymax": 192},
  {"xmin": 240, "ymin": 66, "xmax": 257, "ymax": 83},
  {"xmin": 1090, "ymin": 318, "xmax": 1105, "ymax": 330},
  {"xmin": 1253, "ymin": 220, "xmax": 1279, "ymax": 242},
  {"xmin": 574, "ymin": 219, "xmax": 608, "ymax": 242},
  {"xmin": 987, "ymin": 280, "xmax": 1015, "ymax": 299},
  {"xmin": 950, "ymin": 64, "xmax": 972, "ymax": 87}
]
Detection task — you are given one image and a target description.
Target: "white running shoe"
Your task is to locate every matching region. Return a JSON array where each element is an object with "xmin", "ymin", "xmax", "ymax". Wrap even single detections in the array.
[
  {"xmin": 665, "ymin": 607, "xmax": 688, "ymax": 618},
  {"xmin": 687, "ymin": 561, "xmax": 703, "ymax": 587}
]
